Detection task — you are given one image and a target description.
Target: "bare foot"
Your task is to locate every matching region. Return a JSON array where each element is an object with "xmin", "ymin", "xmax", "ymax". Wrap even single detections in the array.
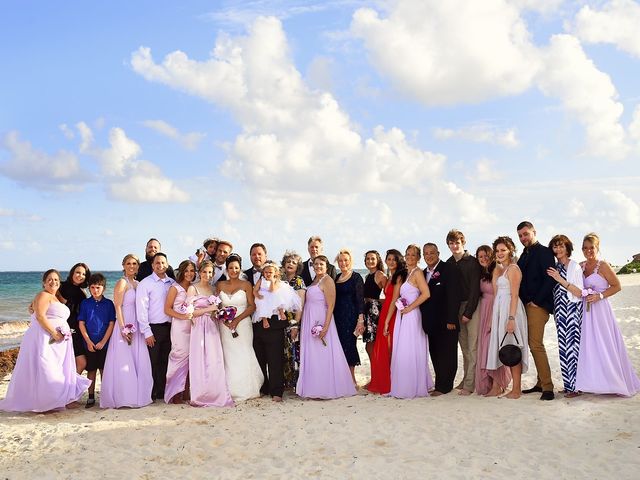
[
  {"xmin": 484, "ymin": 386, "xmax": 503, "ymax": 397},
  {"xmin": 565, "ymin": 391, "xmax": 582, "ymax": 398},
  {"xmin": 458, "ymin": 389, "xmax": 472, "ymax": 396},
  {"xmin": 431, "ymin": 390, "xmax": 444, "ymax": 397},
  {"xmin": 272, "ymin": 396, "xmax": 283, "ymax": 402},
  {"xmin": 65, "ymin": 401, "xmax": 81, "ymax": 409},
  {"xmin": 505, "ymin": 390, "xmax": 521, "ymax": 399}
]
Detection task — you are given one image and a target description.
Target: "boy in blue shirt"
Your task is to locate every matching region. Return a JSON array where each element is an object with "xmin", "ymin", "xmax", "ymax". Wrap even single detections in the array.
[{"xmin": 78, "ymin": 273, "xmax": 115, "ymax": 408}]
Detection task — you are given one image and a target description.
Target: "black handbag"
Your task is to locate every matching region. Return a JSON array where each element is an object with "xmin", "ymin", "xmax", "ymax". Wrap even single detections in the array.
[{"xmin": 498, "ymin": 332, "xmax": 522, "ymax": 367}]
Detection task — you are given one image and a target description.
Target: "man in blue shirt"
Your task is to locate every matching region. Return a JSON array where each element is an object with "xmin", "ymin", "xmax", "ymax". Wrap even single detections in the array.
[{"xmin": 78, "ymin": 273, "xmax": 115, "ymax": 408}]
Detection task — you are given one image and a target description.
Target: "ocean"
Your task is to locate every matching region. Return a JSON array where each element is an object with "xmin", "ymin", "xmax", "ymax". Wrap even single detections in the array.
[
  {"xmin": 0, "ymin": 269, "xmax": 372, "ymax": 350},
  {"xmin": 0, "ymin": 271, "xmax": 123, "ymax": 351}
]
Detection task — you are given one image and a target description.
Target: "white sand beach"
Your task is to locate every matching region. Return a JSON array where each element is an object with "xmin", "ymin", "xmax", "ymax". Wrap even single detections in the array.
[{"xmin": 1, "ymin": 275, "xmax": 639, "ymax": 479}]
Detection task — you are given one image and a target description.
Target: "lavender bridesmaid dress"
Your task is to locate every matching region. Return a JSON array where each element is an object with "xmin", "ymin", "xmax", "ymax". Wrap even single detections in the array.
[
  {"xmin": 164, "ymin": 284, "xmax": 192, "ymax": 403},
  {"xmin": 189, "ymin": 294, "xmax": 234, "ymax": 407},
  {"xmin": 390, "ymin": 280, "xmax": 433, "ymax": 398},
  {"xmin": 0, "ymin": 302, "xmax": 91, "ymax": 412},
  {"xmin": 575, "ymin": 262, "xmax": 640, "ymax": 396},
  {"xmin": 100, "ymin": 279, "xmax": 153, "ymax": 408},
  {"xmin": 296, "ymin": 281, "xmax": 356, "ymax": 399}
]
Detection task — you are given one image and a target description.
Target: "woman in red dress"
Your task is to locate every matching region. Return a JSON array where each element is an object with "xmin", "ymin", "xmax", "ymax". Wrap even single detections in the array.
[{"xmin": 367, "ymin": 249, "xmax": 405, "ymax": 394}]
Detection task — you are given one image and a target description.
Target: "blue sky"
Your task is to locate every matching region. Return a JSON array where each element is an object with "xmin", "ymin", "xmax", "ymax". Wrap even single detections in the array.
[{"xmin": 1, "ymin": 0, "xmax": 640, "ymax": 271}]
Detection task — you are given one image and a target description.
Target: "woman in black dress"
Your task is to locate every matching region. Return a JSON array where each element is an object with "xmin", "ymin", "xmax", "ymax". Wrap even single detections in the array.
[
  {"xmin": 58, "ymin": 262, "xmax": 91, "ymax": 373},
  {"xmin": 362, "ymin": 250, "xmax": 387, "ymax": 364},
  {"xmin": 333, "ymin": 249, "xmax": 365, "ymax": 385}
]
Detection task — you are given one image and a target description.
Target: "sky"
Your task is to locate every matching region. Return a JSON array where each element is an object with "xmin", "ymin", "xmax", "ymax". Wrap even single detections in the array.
[{"xmin": 1, "ymin": 0, "xmax": 640, "ymax": 271}]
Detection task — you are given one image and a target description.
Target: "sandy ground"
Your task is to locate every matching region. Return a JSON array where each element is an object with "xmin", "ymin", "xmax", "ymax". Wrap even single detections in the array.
[{"xmin": 1, "ymin": 275, "xmax": 639, "ymax": 479}]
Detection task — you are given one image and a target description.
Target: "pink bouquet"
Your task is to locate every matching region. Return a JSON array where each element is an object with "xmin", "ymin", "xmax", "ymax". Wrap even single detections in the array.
[
  {"xmin": 311, "ymin": 324, "xmax": 326, "ymax": 346},
  {"xmin": 581, "ymin": 288, "xmax": 596, "ymax": 312},
  {"xmin": 395, "ymin": 297, "xmax": 408, "ymax": 312},
  {"xmin": 122, "ymin": 323, "xmax": 137, "ymax": 345},
  {"xmin": 49, "ymin": 325, "xmax": 73, "ymax": 344},
  {"xmin": 216, "ymin": 306, "xmax": 239, "ymax": 338},
  {"xmin": 178, "ymin": 301, "xmax": 195, "ymax": 324},
  {"xmin": 208, "ymin": 295, "xmax": 222, "ymax": 306}
]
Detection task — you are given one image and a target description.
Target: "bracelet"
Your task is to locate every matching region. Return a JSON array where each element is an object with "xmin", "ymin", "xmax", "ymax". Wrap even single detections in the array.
[
  {"xmin": 599, "ymin": 292, "xmax": 604, "ymax": 300},
  {"xmin": 508, "ymin": 315, "xmax": 515, "ymax": 321}
]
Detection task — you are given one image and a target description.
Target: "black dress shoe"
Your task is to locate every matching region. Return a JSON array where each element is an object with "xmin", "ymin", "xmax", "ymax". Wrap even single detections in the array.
[
  {"xmin": 522, "ymin": 385, "xmax": 543, "ymax": 394},
  {"xmin": 540, "ymin": 391, "xmax": 555, "ymax": 401}
]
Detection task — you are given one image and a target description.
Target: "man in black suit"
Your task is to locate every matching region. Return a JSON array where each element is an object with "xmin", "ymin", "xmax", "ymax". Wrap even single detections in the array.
[
  {"xmin": 420, "ymin": 243, "xmax": 461, "ymax": 395},
  {"xmin": 211, "ymin": 240, "xmax": 233, "ymax": 284},
  {"xmin": 243, "ymin": 243, "xmax": 267, "ymax": 286},
  {"xmin": 517, "ymin": 221, "xmax": 556, "ymax": 401},
  {"xmin": 300, "ymin": 236, "xmax": 336, "ymax": 286},
  {"xmin": 136, "ymin": 238, "xmax": 176, "ymax": 281}
]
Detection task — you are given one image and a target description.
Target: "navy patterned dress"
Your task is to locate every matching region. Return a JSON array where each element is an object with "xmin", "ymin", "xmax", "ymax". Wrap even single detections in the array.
[{"xmin": 552, "ymin": 261, "xmax": 583, "ymax": 393}]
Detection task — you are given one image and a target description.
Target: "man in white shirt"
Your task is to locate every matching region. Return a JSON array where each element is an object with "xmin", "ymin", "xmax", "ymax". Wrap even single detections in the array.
[{"xmin": 136, "ymin": 252, "xmax": 175, "ymax": 400}]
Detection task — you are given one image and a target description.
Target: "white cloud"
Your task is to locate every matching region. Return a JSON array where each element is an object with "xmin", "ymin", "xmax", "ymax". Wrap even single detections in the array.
[
  {"xmin": 141, "ymin": 120, "xmax": 206, "ymax": 150},
  {"xmin": 222, "ymin": 201, "xmax": 241, "ymax": 221},
  {"xmin": 603, "ymin": 190, "xmax": 640, "ymax": 226},
  {"xmin": 434, "ymin": 124, "xmax": 519, "ymax": 148},
  {"xmin": 350, "ymin": 0, "xmax": 540, "ymax": 105},
  {"xmin": 0, "ymin": 131, "xmax": 88, "ymax": 191},
  {"xmin": 76, "ymin": 121, "xmax": 94, "ymax": 153},
  {"xmin": 629, "ymin": 104, "xmax": 640, "ymax": 145},
  {"xmin": 305, "ymin": 56, "xmax": 335, "ymax": 92},
  {"xmin": 571, "ymin": 0, "xmax": 640, "ymax": 57},
  {"xmin": 471, "ymin": 158, "xmax": 503, "ymax": 182},
  {"xmin": 78, "ymin": 124, "xmax": 189, "ymax": 203},
  {"xmin": 536, "ymin": 34, "xmax": 629, "ymax": 160},
  {"xmin": 59, "ymin": 123, "xmax": 75, "ymax": 139}
]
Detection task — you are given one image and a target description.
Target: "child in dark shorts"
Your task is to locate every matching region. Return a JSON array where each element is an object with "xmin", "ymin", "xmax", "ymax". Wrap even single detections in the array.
[{"xmin": 78, "ymin": 273, "xmax": 115, "ymax": 408}]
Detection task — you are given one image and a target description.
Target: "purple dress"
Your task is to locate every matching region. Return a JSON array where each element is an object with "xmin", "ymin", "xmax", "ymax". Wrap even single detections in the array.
[
  {"xmin": 164, "ymin": 284, "xmax": 191, "ymax": 403},
  {"xmin": 0, "ymin": 302, "xmax": 91, "ymax": 412},
  {"xmin": 189, "ymin": 294, "xmax": 234, "ymax": 407},
  {"xmin": 296, "ymin": 281, "xmax": 356, "ymax": 399},
  {"xmin": 100, "ymin": 279, "xmax": 153, "ymax": 408},
  {"xmin": 575, "ymin": 262, "xmax": 640, "ymax": 396},
  {"xmin": 390, "ymin": 279, "xmax": 433, "ymax": 398}
]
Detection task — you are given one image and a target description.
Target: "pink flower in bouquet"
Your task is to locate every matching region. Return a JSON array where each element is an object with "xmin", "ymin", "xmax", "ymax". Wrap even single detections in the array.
[
  {"xmin": 581, "ymin": 288, "xmax": 596, "ymax": 312},
  {"xmin": 49, "ymin": 325, "xmax": 73, "ymax": 344},
  {"xmin": 216, "ymin": 306, "xmax": 239, "ymax": 338},
  {"xmin": 208, "ymin": 295, "xmax": 222, "ymax": 306},
  {"xmin": 395, "ymin": 297, "xmax": 408, "ymax": 312},
  {"xmin": 122, "ymin": 323, "xmax": 136, "ymax": 345},
  {"xmin": 311, "ymin": 324, "xmax": 327, "ymax": 346}
]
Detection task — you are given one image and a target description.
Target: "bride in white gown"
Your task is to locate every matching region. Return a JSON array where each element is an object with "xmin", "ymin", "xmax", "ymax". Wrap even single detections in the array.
[{"xmin": 215, "ymin": 254, "xmax": 264, "ymax": 401}]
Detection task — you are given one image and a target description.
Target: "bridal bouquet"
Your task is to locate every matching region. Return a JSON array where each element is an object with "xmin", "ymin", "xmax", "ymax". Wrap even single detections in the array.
[
  {"xmin": 581, "ymin": 288, "xmax": 596, "ymax": 312},
  {"xmin": 311, "ymin": 324, "xmax": 326, "ymax": 346},
  {"xmin": 216, "ymin": 306, "xmax": 239, "ymax": 338},
  {"xmin": 122, "ymin": 323, "xmax": 137, "ymax": 345},
  {"xmin": 49, "ymin": 325, "xmax": 73, "ymax": 344},
  {"xmin": 395, "ymin": 297, "xmax": 408, "ymax": 312},
  {"xmin": 207, "ymin": 295, "xmax": 222, "ymax": 307}
]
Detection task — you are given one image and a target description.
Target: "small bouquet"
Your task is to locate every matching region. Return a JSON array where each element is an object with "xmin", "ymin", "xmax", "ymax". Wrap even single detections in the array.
[
  {"xmin": 395, "ymin": 297, "xmax": 408, "ymax": 312},
  {"xmin": 122, "ymin": 323, "xmax": 137, "ymax": 345},
  {"xmin": 216, "ymin": 306, "xmax": 238, "ymax": 338},
  {"xmin": 178, "ymin": 300, "xmax": 196, "ymax": 324},
  {"xmin": 49, "ymin": 325, "xmax": 73, "ymax": 344},
  {"xmin": 207, "ymin": 295, "xmax": 222, "ymax": 307},
  {"xmin": 311, "ymin": 324, "xmax": 326, "ymax": 346},
  {"xmin": 581, "ymin": 288, "xmax": 596, "ymax": 312}
]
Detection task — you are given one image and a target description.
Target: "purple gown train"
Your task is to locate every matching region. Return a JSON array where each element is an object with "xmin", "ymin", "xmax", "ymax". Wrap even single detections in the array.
[
  {"xmin": 575, "ymin": 263, "xmax": 640, "ymax": 397},
  {"xmin": 296, "ymin": 282, "xmax": 356, "ymax": 399},
  {"xmin": 390, "ymin": 280, "xmax": 433, "ymax": 398},
  {"xmin": 0, "ymin": 303, "xmax": 91, "ymax": 412},
  {"xmin": 100, "ymin": 279, "xmax": 153, "ymax": 408}
]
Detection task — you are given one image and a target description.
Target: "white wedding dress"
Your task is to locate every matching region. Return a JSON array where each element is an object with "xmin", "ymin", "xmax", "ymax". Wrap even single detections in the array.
[{"xmin": 218, "ymin": 289, "xmax": 264, "ymax": 401}]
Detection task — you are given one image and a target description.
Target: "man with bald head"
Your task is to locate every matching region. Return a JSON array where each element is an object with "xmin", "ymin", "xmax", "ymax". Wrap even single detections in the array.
[{"xmin": 136, "ymin": 238, "xmax": 175, "ymax": 281}]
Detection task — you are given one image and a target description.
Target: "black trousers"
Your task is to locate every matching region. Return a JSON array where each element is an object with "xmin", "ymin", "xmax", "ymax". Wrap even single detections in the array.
[
  {"xmin": 427, "ymin": 328, "xmax": 459, "ymax": 394},
  {"xmin": 148, "ymin": 322, "xmax": 172, "ymax": 400},
  {"xmin": 253, "ymin": 316, "xmax": 286, "ymax": 397}
]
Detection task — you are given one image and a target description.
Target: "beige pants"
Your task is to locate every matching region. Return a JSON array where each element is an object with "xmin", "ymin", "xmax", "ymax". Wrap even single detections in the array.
[
  {"xmin": 457, "ymin": 302, "xmax": 480, "ymax": 392},
  {"xmin": 525, "ymin": 304, "xmax": 553, "ymax": 392}
]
